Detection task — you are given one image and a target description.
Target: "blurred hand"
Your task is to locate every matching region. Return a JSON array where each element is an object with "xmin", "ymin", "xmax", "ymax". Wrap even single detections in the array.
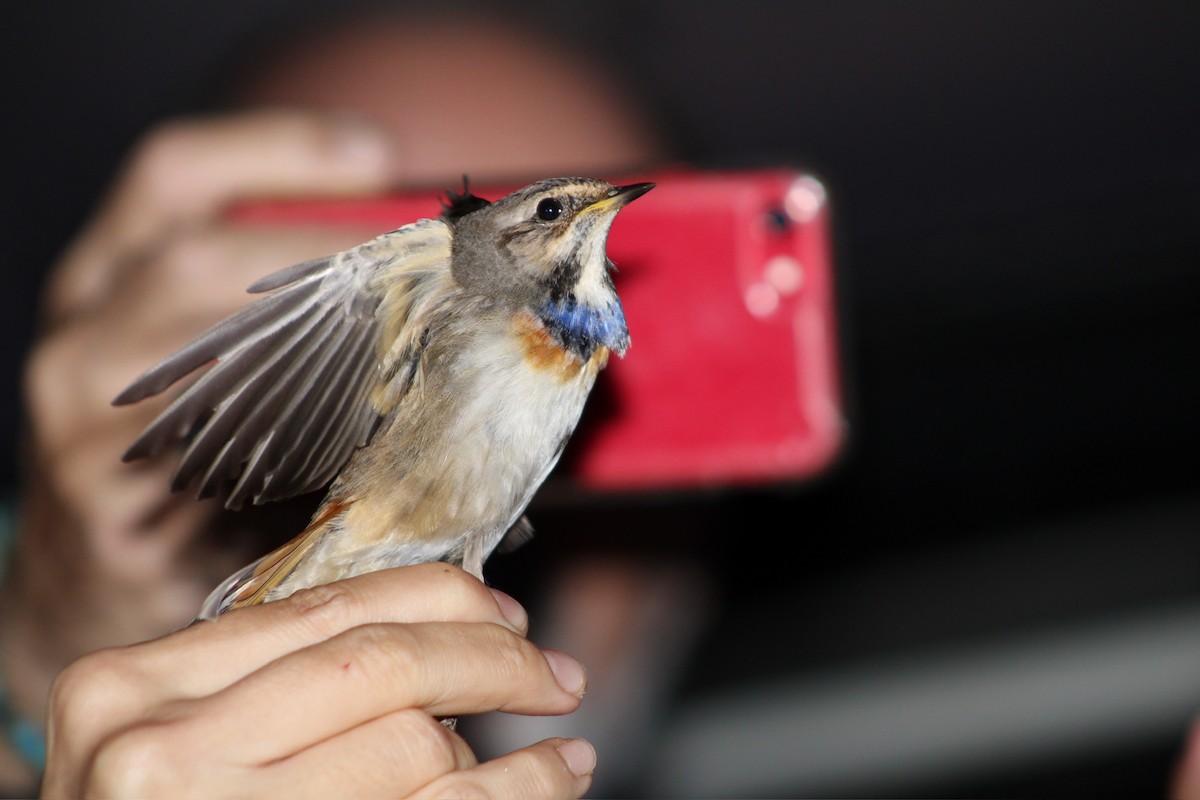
[
  {"xmin": 1172, "ymin": 720, "xmax": 1200, "ymax": 799},
  {"xmin": 42, "ymin": 564, "xmax": 595, "ymax": 799},
  {"xmin": 4, "ymin": 110, "xmax": 400, "ymax": 734}
]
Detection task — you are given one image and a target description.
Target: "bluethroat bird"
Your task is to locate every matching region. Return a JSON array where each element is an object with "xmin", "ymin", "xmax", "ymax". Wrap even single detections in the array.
[{"xmin": 115, "ymin": 177, "xmax": 653, "ymax": 619}]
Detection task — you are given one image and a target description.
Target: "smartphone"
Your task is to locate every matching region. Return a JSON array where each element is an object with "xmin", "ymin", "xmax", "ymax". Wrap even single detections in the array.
[{"xmin": 232, "ymin": 168, "xmax": 845, "ymax": 492}]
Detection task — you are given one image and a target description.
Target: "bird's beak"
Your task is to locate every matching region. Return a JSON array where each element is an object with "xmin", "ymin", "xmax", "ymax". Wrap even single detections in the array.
[{"xmin": 584, "ymin": 182, "xmax": 656, "ymax": 214}]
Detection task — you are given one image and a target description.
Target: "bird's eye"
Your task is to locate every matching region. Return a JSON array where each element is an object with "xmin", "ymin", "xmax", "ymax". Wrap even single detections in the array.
[{"xmin": 536, "ymin": 197, "xmax": 564, "ymax": 221}]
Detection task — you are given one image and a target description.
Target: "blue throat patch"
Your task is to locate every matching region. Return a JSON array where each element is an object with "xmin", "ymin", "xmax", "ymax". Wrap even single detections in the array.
[{"xmin": 537, "ymin": 297, "xmax": 630, "ymax": 360}]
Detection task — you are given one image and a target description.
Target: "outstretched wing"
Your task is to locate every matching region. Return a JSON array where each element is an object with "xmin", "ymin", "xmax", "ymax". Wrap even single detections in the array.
[{"xmin": 114, "ymin": 217, "xmax": 456, "ymax": 509}]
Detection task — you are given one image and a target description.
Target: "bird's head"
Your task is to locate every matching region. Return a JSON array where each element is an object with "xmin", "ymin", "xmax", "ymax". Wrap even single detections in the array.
[
  {"xmin": 448, "ymin": 177, "xmax": 653, "ymax": 305},
  {"xmin": 447, "ymin": 177, "xmax": 652, "ymax": 357}
]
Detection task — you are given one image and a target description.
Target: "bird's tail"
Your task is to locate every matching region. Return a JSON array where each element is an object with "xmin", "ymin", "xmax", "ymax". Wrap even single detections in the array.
[{"xmin": 196, "ymin": 497, "xmax": 351, "ymax": 620}]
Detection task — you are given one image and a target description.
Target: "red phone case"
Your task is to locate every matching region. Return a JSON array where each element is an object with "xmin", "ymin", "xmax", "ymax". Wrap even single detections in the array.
[{"xmin": 233, "ymin": 168, "xmax": 844, "ymax": 491}]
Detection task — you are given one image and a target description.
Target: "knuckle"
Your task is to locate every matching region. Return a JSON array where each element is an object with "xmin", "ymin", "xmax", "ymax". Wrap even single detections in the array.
[
  {"xmin": 23, "ymin": 319, "xmax": 123, "ymax": 455},
  {"xmin": 22, "ymin": 330, "xmax": 76, "ymax": 439},
  {"xmin": 416, "ymin": 562, "xmax": 494, "ymax": 610},
  {"xmin": 326, "ymin": 623, "xmax": 422, "ymax": 682},
  {"xmin": 336, "ymin": 623, "xmax": 420, "ymax": 671},
  {"xmin": 87, "ymin": 721, "xmax": 189, "ymax": 797},
  {"xmin": 127, "ymin": 119, "xmax": 203, "ymax": 202},
  {"xmin": 153, "ymin": 230, "xmax": 225, "ymax": 288},
  {"xmin": 137, "ymin": 119, "xmax": 199, "ymax": 161},
  {"xmin": 502, "ymin": 747, "xmax": 576, "ymax": 797},
  {"xmin": 422, "ymin": 749, "xmax": 577, "ymax": 800},
  {"xmin": 388, "ymin": 710, "xmax": 461, "ymax": 773},
  {"xmin": 280, "ymin": 581, "xmax": 360, "ymax": 634},
  {"xmin": 419, "ymin": 775, "xmax": 492, "ymax": 800},
  {"xmin": 485, "ymin": 625, "xmax": 540, "ymax": 680},
  {"xmin": 49, "ymin": 649, "xmax": 140, "ymax": 734}
]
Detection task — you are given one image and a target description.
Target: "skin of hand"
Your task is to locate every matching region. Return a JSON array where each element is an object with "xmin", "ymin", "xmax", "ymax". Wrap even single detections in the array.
[
  {"xmin": 1, "ymin": 110, "xmax": 401, "ymax": 772},
  {"xmin": 1172, "ymin": 721, "xmax": 1200, "ymax": 799},
  {"xmin": 40, "ymin": 563, "xmax": 596, "ymax": 799}
]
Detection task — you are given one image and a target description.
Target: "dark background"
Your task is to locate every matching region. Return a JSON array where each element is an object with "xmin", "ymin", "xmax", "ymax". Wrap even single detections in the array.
[{"xmin": 3, "ymin": 2, "xmax": 1199, "ymax": 796}]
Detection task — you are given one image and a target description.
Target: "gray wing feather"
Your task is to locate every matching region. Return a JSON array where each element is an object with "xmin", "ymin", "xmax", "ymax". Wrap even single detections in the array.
[
  {"xmin": 245, "ymin": 255, "xmax": 333, "ymax": 294},
  {"xmin": 226, "ymin": 313, "xmax": 366, "ymax": 504},
  {"xmin": 172, "ymin": 303, "xmax": 340, "ymax": 496},
  {"xmin": 114, "ymin": 218, "xmax": 454, "ymax": 509},
  {"xmin": 274, "ymin": 324, "xmax": 379, "ymax": 496},
  {"xmin": 113, "ymin": 277, "xmax": 325, "ymax": 407}
]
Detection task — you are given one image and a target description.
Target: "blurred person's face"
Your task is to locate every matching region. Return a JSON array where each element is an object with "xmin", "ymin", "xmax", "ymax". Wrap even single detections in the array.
[{"xmin": 231, "ymin": 11, "xmax": 665, "ymax": 187}]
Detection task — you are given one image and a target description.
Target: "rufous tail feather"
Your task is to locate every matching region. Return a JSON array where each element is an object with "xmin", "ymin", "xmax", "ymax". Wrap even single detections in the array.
[{"xmin": 197, "ymin": 497, "xmax": 352, "ymax": 619}]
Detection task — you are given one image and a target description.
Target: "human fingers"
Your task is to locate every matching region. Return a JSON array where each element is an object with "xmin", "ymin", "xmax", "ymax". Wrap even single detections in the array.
[
  {"xmin": 255, "ymin": 707, "xmax": 478, "ymax": 798},
  {"xmin": 192, "ymin": 620, "xmax": 584, "ymax": 765},
  {"xmin": 50, "ymin": 648, "xmax": 586, "ymax": 800},
  {"xmin": 411, "ymin": 738, "xmax": 596, "ymax": 800},
  {"xmin": 127, "ymin": 564, "xmax": 530, "ymax": 701},
  {"xmin": 41, "ymin": 566, "xmax": 533, "ymax": 795},
  {"xmin": 263, "ymin": 729, "xmax": 596, "ymax": 800},
  {"xmin": 47, "ymin": 109, "xmax": 396, "ymax": 323},
  {"xmin": 103, "ymin": 222, "xmax": 382, "ymax": 359}
]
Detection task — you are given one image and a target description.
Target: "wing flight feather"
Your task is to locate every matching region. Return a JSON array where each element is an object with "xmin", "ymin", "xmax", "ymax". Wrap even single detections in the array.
[{"xmin": 114, "ymin": 218, "xmax": 456, "ymax": 509}]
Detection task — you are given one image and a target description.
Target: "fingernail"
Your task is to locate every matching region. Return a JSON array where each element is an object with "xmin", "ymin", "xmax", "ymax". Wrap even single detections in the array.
[
  {"xmin": 488, "ymin": 588, "xmax": 528, "ymax": 632},
  {"xmin": 557, "ymin": 738, "xmax": 596, "ymax": 778},
  {"xmin": 543, "ymin": 649, "xmax": 587, "ymax": 697}
]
